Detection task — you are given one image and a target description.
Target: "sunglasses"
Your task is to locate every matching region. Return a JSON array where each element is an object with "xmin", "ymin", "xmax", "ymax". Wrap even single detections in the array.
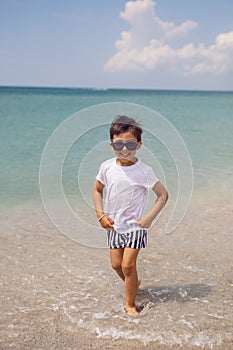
[{"xmin": 111, "ymin": 140, "xmax": 138, "ymax": 151}]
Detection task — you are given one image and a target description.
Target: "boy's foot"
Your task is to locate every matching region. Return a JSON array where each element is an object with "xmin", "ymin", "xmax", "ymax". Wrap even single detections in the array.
[{"xmin": 125, "ymin": 306, "xmax": 139, "ymax": 317}]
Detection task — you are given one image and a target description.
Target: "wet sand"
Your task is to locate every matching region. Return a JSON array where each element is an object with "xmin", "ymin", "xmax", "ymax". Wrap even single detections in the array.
[{"xmin": 0, "ymin": 202, "xmax": 233, "ymax": 350}]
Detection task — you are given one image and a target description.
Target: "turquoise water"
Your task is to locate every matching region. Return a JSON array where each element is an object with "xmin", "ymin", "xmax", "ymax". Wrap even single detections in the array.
[
  {"xmin": 0, "ymin": 86, "xmax": 233, "ymax": 209},
  {"xmin": 1, "ymin": 87, "xmax": 233, "ymax": 348}
]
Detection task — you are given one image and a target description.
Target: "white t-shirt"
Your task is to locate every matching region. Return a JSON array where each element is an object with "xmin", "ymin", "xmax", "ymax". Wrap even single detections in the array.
[{"xmin": 96, "ymin": 158, "xmax": 159, "ymax": 232}]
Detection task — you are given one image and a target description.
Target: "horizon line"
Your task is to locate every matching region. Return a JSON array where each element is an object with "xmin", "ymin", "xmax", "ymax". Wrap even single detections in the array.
[{"xmin": 0, "ymin": 85, "xmax": 232, "ymax": 93}]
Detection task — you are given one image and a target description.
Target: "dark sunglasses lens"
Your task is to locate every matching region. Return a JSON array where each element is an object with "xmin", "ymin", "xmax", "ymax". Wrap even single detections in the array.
[
  {"xmin": 112, "ymin": 141, "xmax": 138, "ymax": 150},
  {"xmin": 126, "ymin": 141, "xmax": 138, "ymax": 150},
  {"xmin": 112, "ymin": 141, "xmax": 124, "ymax": 150}
]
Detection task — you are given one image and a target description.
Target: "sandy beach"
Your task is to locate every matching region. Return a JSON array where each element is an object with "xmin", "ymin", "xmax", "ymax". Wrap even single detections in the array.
[
  {"xmin": 0, "ymin": 198, "xmax": 232, "ymax": 350},
  {"xmin": 1, "ymin": 0, "xmax": 233, "ymax": 345}
]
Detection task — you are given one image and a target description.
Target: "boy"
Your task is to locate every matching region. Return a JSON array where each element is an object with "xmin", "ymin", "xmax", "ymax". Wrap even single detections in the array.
[{"xmin": 93, "ymin": 115, "xmax": 168, "ymax": 316}]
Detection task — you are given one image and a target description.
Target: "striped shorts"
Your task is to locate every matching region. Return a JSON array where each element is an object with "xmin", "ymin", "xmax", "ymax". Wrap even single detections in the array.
[{"xmin": 107, "ymin": 228, "xmax": 147, "ymax": 249}]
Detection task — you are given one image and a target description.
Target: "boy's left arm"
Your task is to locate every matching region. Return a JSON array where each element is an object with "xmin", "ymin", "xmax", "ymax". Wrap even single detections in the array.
[{"xmin": 137, "ymin": 182, "xmax": 168, "ymax": 229}]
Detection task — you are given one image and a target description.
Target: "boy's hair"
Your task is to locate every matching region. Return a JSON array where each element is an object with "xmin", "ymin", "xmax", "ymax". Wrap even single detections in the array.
[{"xmin": 110, "ymin": 115, "xmax": 142, "ymax": 141}]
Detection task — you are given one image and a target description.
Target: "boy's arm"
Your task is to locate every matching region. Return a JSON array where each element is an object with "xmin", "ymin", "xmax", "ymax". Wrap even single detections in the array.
[
  {"xmin": 92, "ymin": 180, "xmax": 114, "ymax": 229},
  {"xmin": 137, "ymin": 181, "xmax": 168, "ymax": 229}
]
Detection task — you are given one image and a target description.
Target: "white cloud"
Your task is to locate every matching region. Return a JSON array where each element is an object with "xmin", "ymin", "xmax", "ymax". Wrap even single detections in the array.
[{"xmin": 104, "ymin": 0, "xmax": 233, "ymax": 76}]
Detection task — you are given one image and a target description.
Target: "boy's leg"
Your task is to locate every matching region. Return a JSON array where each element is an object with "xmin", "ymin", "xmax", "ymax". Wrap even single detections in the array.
[
  {"xmin": 122, "ymin": 247, "xmax": 140, "ymax": 315},
  {"xmin": 109, "ymin": 248, "xmax": 125, "ymax": 281}
]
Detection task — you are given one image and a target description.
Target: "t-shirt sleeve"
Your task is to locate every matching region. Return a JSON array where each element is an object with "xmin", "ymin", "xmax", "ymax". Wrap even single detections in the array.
[
  {"xmin": 145, "ymin": 167, "xmax": 159, "ymax": 189},
  {"xmin": 96, "ymin": 163, "xmax": 106, "ymax": 185}
]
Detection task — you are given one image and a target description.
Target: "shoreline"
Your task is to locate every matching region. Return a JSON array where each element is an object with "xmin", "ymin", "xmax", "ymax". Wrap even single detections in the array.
[{"xmin": 1, "ymin": 202, "xmax": 232, "ymax": 349}]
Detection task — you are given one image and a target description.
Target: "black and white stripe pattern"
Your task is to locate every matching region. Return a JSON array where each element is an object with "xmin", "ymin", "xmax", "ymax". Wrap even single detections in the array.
[{"xmin": 107, "ymin": 228, "xmax": 147, "ymax": 249}]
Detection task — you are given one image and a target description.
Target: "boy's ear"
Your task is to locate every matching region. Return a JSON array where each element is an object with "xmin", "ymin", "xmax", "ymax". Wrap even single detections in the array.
[
  {"xmin": 137, "ymin": 141, "xmax": 142, "ymax": 149},
  {"xmin": 110, "ymin": 141, "xmax": 114, "ymax": 150}
]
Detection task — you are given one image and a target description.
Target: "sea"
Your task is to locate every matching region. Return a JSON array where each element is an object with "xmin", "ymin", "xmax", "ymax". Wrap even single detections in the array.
[
  {"xmin": 1, "ymin": 86, "xmax": 233, "ymax": 210},
  {"xmin": 0, "ymin": 86, "xmax": 233, "ymax": 349}
]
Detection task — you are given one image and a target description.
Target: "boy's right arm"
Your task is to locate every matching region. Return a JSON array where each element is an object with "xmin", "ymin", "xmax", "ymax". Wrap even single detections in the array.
[{"xmin": 92, "ymin": 180, "xmax": 114, "ymax": 229}]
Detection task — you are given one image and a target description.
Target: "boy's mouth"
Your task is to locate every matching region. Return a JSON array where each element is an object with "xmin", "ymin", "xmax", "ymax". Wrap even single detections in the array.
[{"xmin": 120, "ymin": 152, "xmax": 131, "ymax": 158}]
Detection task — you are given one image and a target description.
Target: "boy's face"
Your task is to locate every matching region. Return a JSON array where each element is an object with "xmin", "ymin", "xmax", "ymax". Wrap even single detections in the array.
[{"xmin": 110, "ymin": 131, "xmax": 142, "ymax": 166}]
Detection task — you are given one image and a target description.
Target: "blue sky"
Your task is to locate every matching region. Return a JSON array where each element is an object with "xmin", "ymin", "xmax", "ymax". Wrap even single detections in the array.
[{"xmin": 1, "ymin": 0, "xmax": 233, "ymax": 90}]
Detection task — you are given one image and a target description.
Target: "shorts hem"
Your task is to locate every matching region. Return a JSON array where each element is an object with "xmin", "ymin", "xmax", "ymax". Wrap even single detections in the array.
[{"xmin": 107, "ymin": 228, "xmax": 147, "ymax": 250}]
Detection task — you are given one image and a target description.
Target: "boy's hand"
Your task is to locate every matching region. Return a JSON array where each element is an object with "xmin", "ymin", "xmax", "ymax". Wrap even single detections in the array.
[
  {"xmin": 137, "ymin": 182, "xmax": 168, "ymax": 229},
  {"xmin": 99, "ymin": 215, "xmax": 114, "ymax": 229},
  {"xmin": 137, "ymin": 216, "xmax": 153, "ymax": 229}
]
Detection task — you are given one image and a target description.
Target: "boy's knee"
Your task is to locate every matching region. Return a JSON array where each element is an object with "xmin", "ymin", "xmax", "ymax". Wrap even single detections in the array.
[
  {"xmin": 111, "ymin": 261, "xmax": 122, "ymax": 271},
  {"xmin": 122, "ymin": 261, "xmax": 136, "ymax": 276}
]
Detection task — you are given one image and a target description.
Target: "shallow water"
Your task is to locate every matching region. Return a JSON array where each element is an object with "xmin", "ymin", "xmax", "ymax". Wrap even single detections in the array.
[
  {"xmin": 1, "ymin": 87, "xmax": 233, "ymax": 348},
  {"xmin": 1, "ymin": 201, "xmax": 232, "ymax": 349}
]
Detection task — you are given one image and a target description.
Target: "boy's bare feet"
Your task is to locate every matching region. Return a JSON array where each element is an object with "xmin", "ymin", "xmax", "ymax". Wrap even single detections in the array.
[
  {"xmin": 124, "ymin": 278, "xmax": 141, "ymax": 316},
  {"xmin": 125, "ymin": 306, "xmax": 139, "ymax": 317}
]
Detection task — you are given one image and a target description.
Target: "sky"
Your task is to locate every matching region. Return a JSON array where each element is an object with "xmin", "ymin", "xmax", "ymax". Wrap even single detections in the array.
[{"xmin": 1, "ymin": 0, "xmax": 233, "ymax": 90}]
